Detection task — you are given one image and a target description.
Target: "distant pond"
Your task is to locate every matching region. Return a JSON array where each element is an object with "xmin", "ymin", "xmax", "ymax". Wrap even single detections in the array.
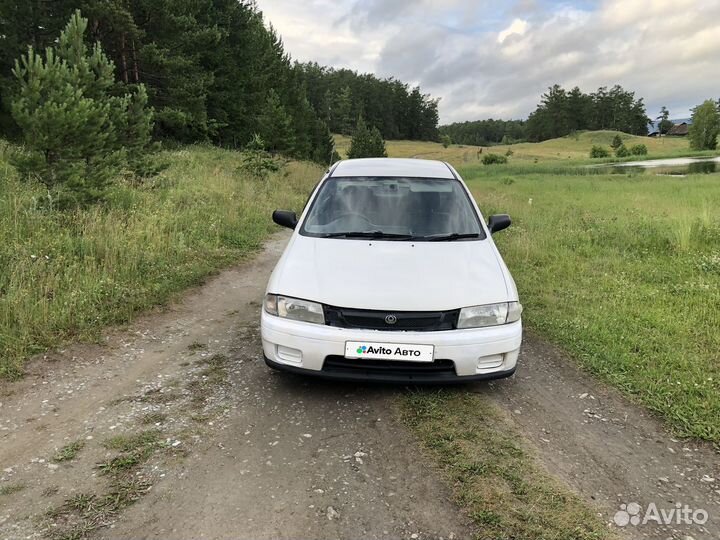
[{"xmin": 595, "ymin": 156, "xmax": 720, "ymax": 175}]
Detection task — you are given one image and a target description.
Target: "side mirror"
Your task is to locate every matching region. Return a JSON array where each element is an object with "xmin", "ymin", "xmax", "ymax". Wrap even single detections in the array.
[
  {"xmin": 487, "ymin": 214, "xmax": 511, "ymax": 234},
  {"xmin": 272, "ymin": 210, "xmax": 298, "ymax": 230}
]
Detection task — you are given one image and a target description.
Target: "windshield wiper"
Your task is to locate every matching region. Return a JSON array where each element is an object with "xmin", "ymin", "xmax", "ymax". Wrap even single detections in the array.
[
  {"xmin": 421, "ymin": 232, "xmax": 482, "ymax": 242},
  {"xmin": 320, "ymin": 231, "xmax": 414, "ymax": 240}
]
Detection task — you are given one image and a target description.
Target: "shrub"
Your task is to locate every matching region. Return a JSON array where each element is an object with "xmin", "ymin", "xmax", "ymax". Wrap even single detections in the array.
[
  {"xmin": 610, "ymin": 134, "xmax": 623, "ymax": 150},
  {"xmin": 505, "ymin": 148, "xmax": 514, "ymax": 157},
  {"xmin": 589, "ymin": 145, "xmax": 610, "ymax": 158},
  {"xmin": 440, "ymin": 134, "xmax": 452, "ymax": 148},
  {"xmin": 615, "ymin": 144, "xmax": 631, "ymax": 158},
  {"xmin": 689, "ymin": 99, "xmax": 720, "ymax": 150},
  {"xmin": 630, "ymin": 144, "xmax": 648, "ymax": 156},
  {"xmin": 482, "ymin": 153, "xmax": 508, "ymax": 165}
]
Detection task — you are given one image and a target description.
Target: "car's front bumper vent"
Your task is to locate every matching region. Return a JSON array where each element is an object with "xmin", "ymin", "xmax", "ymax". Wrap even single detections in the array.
[
  {"xmin": 323, "ymin": 306, "xmax": 459, "ymax": 331},
  {"xmin": 322, "ymin": 356, "xmax": 457, "ymax": 378}
]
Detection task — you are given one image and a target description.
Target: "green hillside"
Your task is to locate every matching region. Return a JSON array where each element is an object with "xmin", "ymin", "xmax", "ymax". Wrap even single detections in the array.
[{"xmin": 335, "ymin": 130, "xmax": 701, "ymax": 168}]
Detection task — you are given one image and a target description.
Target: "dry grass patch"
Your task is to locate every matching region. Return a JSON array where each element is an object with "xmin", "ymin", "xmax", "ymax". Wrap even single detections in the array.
[
  {"xmin": 140, "ymin": 411, "xmax": 167, "ymax": 425},
  {"xmin": 46, "ymin": 476, "xmax": 151, "ymax": 540},
  {"xmin": 188, "ymin": 353, "xmax": 230, "ymax": 406},
  {"xmin": 0, "ymin": 483, "xmax": 26, "ymax": 496}
]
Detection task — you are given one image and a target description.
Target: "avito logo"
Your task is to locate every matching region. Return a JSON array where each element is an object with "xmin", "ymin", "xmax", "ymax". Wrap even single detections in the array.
[
  {"xmin": 356, "ymin": 345, "xmax": 421, "ymax": 357},
  {"xmin": 613, "ymin": 502, "xmax": 709, "ymax": 527}
]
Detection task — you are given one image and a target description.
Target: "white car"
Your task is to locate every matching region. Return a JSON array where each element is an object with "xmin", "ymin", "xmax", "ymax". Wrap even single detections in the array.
[{"xmin": 261, "ymin": 158, "xmax": 522, "ymax": 383}]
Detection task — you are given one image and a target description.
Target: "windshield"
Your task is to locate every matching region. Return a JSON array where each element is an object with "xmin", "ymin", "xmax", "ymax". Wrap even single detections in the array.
[{"xmin": 299, "ymin": 177, "xmax": 485, "ymax": 241}]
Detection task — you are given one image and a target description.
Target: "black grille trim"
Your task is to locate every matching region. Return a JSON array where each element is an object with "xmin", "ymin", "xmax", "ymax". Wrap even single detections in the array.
[
  {"xmin": 323, "ymin": 305, "xmax": 459, "ymax": 332},
  {"xmin": 322, "ymin": 356, "xmax": 457, "ymax": 378}
]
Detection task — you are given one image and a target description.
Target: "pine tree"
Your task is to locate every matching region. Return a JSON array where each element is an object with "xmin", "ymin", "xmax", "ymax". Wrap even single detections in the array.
[
  {"xmin": 368, "ymin": 126, "xmax": 388, "ymax": 158},
  {"xmin": 120, "ymin": 84, "xmax": 164, "ymax": 177},
  {"xmin": 566, "ymin": 86, "xmax": 592, "ymax": 132},
  {"xmin": 11, "ymin": 10, "xmax": 154, "ymax": 206},
  {"xmin": 347, "ymin": 116, "xmax": 370, "ymax": 159},
  {"xmin": 347, "ymin": 116, "xmax": 387, "ymax": 159},
  {"xmin": 258, "ymin": 89, "xmax": 295, "ymax": 155},
  {"xmin": 79, "ymin": 0, "xmax": 142, "ymax": 85},
  {"xmin": 240, "ymin": 134, "xmax": 280, "ymax": 181},
  {"xmin": 526, "ymin": 84, "xmax": 649, "ymax": 142},
  {"xmin": 310, "ymin": 119, "xmax": 338, "ymax": 165},
  {"xmin": 0, "ymin": 0, "xmax": 78, "ymax": 137},
  {"xmin": 130, "ymin": 0, "xmax": 221, "ymax": 142},
  {"xmin": 330, "ymin": 86, "xmax": 353, "ymax": 135}
]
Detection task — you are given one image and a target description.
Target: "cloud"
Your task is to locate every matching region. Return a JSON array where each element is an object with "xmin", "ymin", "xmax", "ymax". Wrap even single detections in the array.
[
  {"xmin": 497, "ymin": 19, "xmax": 528, "ymax": 43},
  {"xmin": 255, "ymin": 0, "xmax": 720, "ymax": 123}
]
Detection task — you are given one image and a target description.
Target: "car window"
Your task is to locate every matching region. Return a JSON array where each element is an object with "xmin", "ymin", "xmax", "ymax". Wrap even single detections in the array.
[{"xmin": 299, "ymin": 177, "xmax": 485, "ymax": 240}]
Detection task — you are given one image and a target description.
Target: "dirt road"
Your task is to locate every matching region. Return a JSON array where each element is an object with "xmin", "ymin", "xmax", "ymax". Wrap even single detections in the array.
[
  {"xmin": 478, "ymin": 338, "xmax": 720, "ymax": 540},
  {"xmin": 1, "ymin": 233, "xmax": 718, "ymax": 540}
]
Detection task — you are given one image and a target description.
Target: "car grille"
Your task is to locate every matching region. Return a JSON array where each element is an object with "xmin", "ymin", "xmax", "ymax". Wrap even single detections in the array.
[
  {"xmin": 322, "ymin": 356, "xmax": 457, "ymax": 379},
  {"xmin": 323, "ymin": 306, "xmax": 459, "ymax": 331}
]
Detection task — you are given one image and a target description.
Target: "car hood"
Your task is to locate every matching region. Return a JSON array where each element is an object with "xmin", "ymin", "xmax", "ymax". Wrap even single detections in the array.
[{"xmin": 267, "ymin": 235, "xmax": 510, "ymax": 311}]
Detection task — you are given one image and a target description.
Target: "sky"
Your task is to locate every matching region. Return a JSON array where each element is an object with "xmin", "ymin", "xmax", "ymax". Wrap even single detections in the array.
[{"xmin": 254, "ymin": 0, "xmax": 720, "ymax": 125}]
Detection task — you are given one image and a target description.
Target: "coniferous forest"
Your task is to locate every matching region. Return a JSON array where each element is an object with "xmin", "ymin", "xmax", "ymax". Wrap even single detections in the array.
[
  {"xmin": 0, "ymin": 0, "xmax": 440, "ymax": 163},
  {"xmin": 441, "ymin": 84, "xmax": 650, "ymax": 146}
]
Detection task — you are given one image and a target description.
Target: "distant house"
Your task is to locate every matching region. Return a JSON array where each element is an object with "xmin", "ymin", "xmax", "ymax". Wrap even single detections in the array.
[
  {"xmin": 668, "ymin": 122, "xmax": 690, "ymax": 136},
  {"xmin": 647, "ymin": 117, "xmax": 692, "ymax": 137}
]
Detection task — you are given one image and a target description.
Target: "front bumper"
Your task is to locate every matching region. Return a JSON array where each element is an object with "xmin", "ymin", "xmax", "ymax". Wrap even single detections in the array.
[{"xmin": 260, "ymin": 310, "xmax": 522, "ymax": 383}]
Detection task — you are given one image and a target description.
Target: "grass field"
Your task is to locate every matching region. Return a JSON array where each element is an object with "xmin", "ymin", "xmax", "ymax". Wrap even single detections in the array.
[
  {"xmin": 459, "ymin": 161, "xmax": 720, "ymax": 442},
  {"xmin": 484, "ymin": 131, "xmax": 700, "ymax": 162},
  {"xmin": 334, "ymin": 130, "xmax": 699, "ymax": 168},
  {"xmin": 0, "ymin": 144, "xmax": 321, "ymax": 377}
]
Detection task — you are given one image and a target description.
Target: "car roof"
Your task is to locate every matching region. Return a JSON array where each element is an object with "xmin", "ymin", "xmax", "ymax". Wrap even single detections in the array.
[{"xmin": 330, "ymin": 158, "xmax": 455, "ymax": 179}]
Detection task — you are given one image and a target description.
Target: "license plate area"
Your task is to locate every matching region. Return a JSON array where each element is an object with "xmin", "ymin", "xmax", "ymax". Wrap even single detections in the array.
[{"xmin": 345, "ymin": 341, "xmax": 435, "ymax": 362}]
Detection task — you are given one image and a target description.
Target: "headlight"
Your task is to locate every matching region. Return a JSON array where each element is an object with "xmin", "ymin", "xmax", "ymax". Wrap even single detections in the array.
[
  {"xmin": 263, "ymin": 294, "xmax": 325, "ymax": 325},
  {"xmin": 457, "ymin": 302, "xmax": 522, "ymax": 328}
]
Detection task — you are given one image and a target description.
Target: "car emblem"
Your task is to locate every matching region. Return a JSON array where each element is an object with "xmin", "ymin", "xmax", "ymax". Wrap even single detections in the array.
[{"xmin": 385, "ymin": 314, "xmax": 398, "ymax": 325}]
